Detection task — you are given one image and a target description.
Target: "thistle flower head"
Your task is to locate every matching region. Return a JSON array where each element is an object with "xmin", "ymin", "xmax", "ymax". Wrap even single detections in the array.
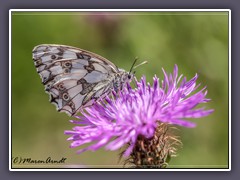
[{"xmin": 65, "ymin": 65, "xmax": 213, "ymax": 163}]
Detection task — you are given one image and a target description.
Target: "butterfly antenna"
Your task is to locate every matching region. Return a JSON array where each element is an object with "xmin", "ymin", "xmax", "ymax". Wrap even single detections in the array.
[
  {"xmin": 133, "ymin": 60, "xmax": 148, "ymax": 69},
  {"xmin": 129, "ymin": 57, "xmax": 138, "ymax": 74}
]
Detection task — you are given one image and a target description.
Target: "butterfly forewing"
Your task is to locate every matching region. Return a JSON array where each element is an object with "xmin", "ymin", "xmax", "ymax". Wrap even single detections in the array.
[{"xmin": 32, "ymin": 44, "xmax": 122, "ymax": 116}]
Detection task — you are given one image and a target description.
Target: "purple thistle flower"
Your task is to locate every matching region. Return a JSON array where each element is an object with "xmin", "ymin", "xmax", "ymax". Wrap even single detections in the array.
[{"xmin": 65, "ymin": 65, "xmax": 214, "ymax": 158}]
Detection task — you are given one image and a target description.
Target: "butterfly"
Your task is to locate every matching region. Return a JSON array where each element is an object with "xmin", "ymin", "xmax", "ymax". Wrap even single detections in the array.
[{"xmin": 32, "ymin": 44, "xmax": 145, "ymax": 116}]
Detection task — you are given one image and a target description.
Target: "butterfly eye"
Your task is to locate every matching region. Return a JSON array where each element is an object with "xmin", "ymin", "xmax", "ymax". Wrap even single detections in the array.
[
  {"xmin": 51, "ymin": 55, "xmax": 56, "ymax": 59},
  {"xmin": 45, "ymin": 84, "xmax": 51, "ymax": 91},
  {"xmin": 63, "ymin": 93, "xmax": 70, "ymax": 101},
  {"xmin": 68, "ymin": 102, "xmax": 75, "ymax": 109},
  {"xmin": 64, "ymin": 69, "xmax": 70, "ymax": 73},
  {"xmin": 35, "ymin": 59, "xmax": 42, "ymax": 65},
  {"xmin": 63, "ymin": 61, "xmax": 72, "ymax": 68},
  {"xmin": 65, "ymin": 62, "xmax": 71, "ymax": 67},
  {"xmin": 128, "ymin": 74, "xmax": 132, "ymax": 79},
  {"xmin": 57, "ymin": 83, "xmax": 65, "ymax": 91}
]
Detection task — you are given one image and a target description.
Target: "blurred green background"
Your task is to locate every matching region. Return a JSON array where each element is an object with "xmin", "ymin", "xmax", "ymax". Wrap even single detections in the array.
[{"xmin": 11, "ymin": 11, "xmax": 229, "ymax": 168}]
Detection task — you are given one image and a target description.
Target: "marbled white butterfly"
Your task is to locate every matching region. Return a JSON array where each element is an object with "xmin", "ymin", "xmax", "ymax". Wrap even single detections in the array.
[{"xmin": 32, "ymin": 44, "xmax": 143, "ymax": 116}]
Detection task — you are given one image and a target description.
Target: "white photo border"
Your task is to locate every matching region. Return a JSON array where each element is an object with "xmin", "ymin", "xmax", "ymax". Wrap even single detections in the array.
[{"xmin": 9, "ymin": 9, "xmax": 231, "ymax": 171}]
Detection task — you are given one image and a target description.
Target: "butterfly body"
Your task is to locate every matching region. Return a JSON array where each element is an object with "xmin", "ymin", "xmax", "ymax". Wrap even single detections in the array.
[{"xmin": 32, "ymin": 44, "xmax": 133, "ymax": 116}]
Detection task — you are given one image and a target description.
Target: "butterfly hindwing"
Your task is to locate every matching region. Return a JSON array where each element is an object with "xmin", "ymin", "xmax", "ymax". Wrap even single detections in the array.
[{"xmin": 32, "ymin": 44, "xmax": 120, "ymax": 116}]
